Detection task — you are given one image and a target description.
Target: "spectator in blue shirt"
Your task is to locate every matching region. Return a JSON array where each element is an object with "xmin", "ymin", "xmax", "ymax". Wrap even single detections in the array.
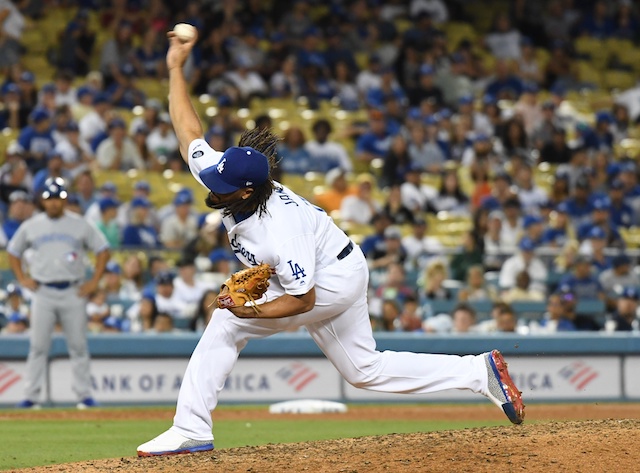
[
  {"xmin": 583, "ymin": 226, "xmax": 611, "ymax": 272},
  {"xmin": 18, "ymin": 108, "xmax": 55, "ymax": 174},
  {"xmin": 277, "ymin": 126, "xmax": 313, "ymax": 175},
  {"xmin": 578, "ymin": 0, "xmax": 615, "ymax": 39},
  {"xmin": 122, "ymin": 197, "xmax": 161, "ymax": 248},
  {"xmin": 608, "ymin": 178, "xmax": 633, "ymax": 228},
  {"xmin": 577, "ymin": 197, "xmax": 624, "ymax": 248},
  {"xmin": 32, "ymin": 150, "xmax": 72, "ymax": 196},
  {"xmin": 563, "ymin": 175, "xmax": 594, "ymax": 228},
  {"xmin": 559, "ymin": 256, "xmax": 605, "ymax": 301},
  {"xmin": 106, "ymin": 63, "xmax": 146, "ymax": 110},
  {"xmin": 582, "ymin": 112, "xmax": 614, "ymax": 151},
  {"xmin": 611, "ymin": 286, "xmax": 640, "ymax": 331},
  {"xmin": 485, "ymin": 59, "xmax": 523, "ymax": 100},
  {"xmin": 355, "ymin": 109, "xmax": 393, "ymax": 163},
  {"xmin": 541, "ymin": 201, "xmax": 573, "ymax": 247}
]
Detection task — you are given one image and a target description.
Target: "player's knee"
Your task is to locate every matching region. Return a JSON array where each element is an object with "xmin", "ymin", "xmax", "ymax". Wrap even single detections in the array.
[{"xmin": 342, "ymin": 360, "xmax": 380, "ymax": 389}]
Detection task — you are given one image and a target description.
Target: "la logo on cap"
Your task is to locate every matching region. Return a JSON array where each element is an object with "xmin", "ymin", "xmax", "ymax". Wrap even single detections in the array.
[{"xmin": 217, "ymin": 158, "xmax": 226, "ymax": 174}]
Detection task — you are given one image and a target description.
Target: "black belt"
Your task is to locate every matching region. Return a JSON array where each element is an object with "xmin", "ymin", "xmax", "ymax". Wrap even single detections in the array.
[
  {"xmin": 37, "ymin": 280, "xmax": 79, "ymax": 290},
  {"xmin": 337, "ymin": 241, "xmax": 354, "ymax": 260}
]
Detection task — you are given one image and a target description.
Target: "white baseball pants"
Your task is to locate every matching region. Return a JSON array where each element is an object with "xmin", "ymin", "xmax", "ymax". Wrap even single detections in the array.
[{"xmin": 171, "ymin": 248, "xmax": 489, "ymax": 441}]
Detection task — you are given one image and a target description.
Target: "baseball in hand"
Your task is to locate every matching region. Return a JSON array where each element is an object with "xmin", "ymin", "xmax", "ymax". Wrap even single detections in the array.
[{"xmin": 173, "ymin": 23, "xmax": 196, "ymax": 43}]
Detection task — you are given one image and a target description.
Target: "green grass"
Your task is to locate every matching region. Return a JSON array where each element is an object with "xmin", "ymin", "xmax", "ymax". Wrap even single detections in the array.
[{"xmin": 0, "ymin": 406, "xmax": 503, "ymax": 471}]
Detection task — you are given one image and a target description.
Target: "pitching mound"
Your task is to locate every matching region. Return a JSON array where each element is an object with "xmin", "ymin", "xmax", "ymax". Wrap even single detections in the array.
[{"xmin": 13, "ymin": 418, "xmax": 639, "ymax": 472}]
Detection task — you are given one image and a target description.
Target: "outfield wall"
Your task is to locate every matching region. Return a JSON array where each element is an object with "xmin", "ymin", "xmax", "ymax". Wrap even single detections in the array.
[{"xmin": 1, "ymin": 333, "xmax": 640, "ymax": 406}]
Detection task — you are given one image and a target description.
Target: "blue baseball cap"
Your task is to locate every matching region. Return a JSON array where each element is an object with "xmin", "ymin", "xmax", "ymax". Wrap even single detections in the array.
[
  {"xmin": 98, "ymin": 196, "xmax": 120, "ymax": 212},
  {"xmin": 209, "ymin": 248, "xmax": 234, "ymax": 264},
  {"xmin": 2, "ymin": 82, "xmax": 19, "ymax": 95},
  {"xmin": 66, "ymin": 121, "xmax": 80, "ymax": 132},
  {"xmin": 621, "ymin": 286, "xmax": 640, "ymax": 300},
  {"xmin": 131, "ymin": 196, "xmax": 151, "ymax": 208},
  {"xmin": 419, "ymin": 63, "xmax": 435, "ymax": 76},
  {"xmin": 588, "ymin": 226, "xmax": 606, "ymax": 239},
  {"xmin": 30, "ymin": 108, "xmax": 50, "ymax": 123},
  {"xmin": 93, "ymin": 92, "xmax": 110, "ymax": 105},
  {"xmin": 199, "ymin": 146, "xmax": 269, "ymax": 194},
  {"xmin": 592, "ymin": 198, "xmax": 611, "ymax": 211},
  {"xmin": 100, "ymin": 181, "xmax": 117, "ymax": 193},
  {"xmin": 76, "ymin": 86, "xmax": 94, "ymax": 98},
  {"xmin": 523, "ymin": 215, "xmax": 543, "ymax": 229},
  {"xmin": 46, "ymin": 149, "xmax": 63, "ymax": 161},
  {"xmin": 108, "ymin": 118, "xmax": 126, "ymax": 130},
  {"xmin": 42, "ymin": 83, "xmax": 56, "ymax": 94},
  {"xmin": 8, "ymin": 312, "xmax": 27, "ymax": 324},
  {"xmin": 556, "ymin": 201, "xmax": 569, "ymax": 214},
  {"xmin": 173, "ymin": 191, "xmax": 193, "ymax": 205},
  {"xmin": 105, "ymin": 261, "xmax": 121, "ymax": 274},
  {"xmin": 519, "ymin": 237, "xmax": 536, "ymax": 252},
  {"xmin": 408, "ymin": 107, "xmax": 422, "ymax": 120},
  {"xmin": 423, "ymin": 115, "xmax": 438, "ymax": 126},
  {"xmin": 610, "ymin": 178, "xmax": 624, "ymax": 190},
  {"xmin": 458, "ymin": 94, "xmax": 474, "ymax": 105},
  {"xmin": 134, "ymin": 180, "xmax": 150, "ymax": 192},
  {"xmin": 102, "ymin": 316, "xmax": 122, "ymax": 330},
  {"xmin": 20, "ymin": 71, "xmax": 35, "ymax": 83}
]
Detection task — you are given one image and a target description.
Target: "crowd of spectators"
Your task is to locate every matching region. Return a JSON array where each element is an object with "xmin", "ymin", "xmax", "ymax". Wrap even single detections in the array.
[{"xmin": 1, "ymin": 0, "xmax": 640, "ymax": 335}]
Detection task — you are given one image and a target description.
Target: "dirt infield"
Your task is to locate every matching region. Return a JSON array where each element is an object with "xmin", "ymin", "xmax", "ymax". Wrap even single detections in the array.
[{"xmin": 8, "ymin": 404, "xmax": 640, "ymax": 472}]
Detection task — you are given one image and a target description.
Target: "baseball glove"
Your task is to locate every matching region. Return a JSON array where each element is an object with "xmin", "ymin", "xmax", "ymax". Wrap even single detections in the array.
[{"xmin": 216, "ymin": 264, "xmax": 272, "ymax": 313}]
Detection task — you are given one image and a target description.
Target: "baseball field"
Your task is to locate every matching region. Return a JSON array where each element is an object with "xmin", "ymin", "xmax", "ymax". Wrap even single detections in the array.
[{"xmin": 1, "ymin": 403, "xmax": 639, "ymax": 472}]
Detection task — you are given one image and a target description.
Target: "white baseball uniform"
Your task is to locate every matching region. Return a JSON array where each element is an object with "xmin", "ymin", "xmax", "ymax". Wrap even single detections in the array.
[{"xmin": 170, "ymin": 139, "xmax": 490, "ymax": 441}]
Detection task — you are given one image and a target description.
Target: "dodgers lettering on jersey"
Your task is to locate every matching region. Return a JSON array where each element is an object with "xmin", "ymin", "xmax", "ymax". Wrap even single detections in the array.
[{"xmin": 187, "ymin": 139, "xmax": 351, "ymax": 297}]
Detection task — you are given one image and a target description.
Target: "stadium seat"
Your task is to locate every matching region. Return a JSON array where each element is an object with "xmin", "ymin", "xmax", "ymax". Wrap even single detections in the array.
[{"xmin": 603, "ymin": 70, "xmax": 636, "ymax": 91}]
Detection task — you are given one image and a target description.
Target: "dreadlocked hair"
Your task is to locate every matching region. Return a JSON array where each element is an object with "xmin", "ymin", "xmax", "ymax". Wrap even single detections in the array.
[{"xmin": 221, "ymin": 127, "xmax": 281, "ymax": 218}]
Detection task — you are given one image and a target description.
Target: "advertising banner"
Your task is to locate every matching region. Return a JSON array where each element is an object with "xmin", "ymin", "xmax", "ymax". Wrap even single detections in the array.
[
  {"xmin": 344, "ymin": 356, "xmax": 621, "ymax": 401},
  {"xmin": 0, "ymin": 362, "xmax": 26, "ymax": 404},
  {"xmin": 49, "ymin": 358, "xmax": 342, "ymax": 403}
]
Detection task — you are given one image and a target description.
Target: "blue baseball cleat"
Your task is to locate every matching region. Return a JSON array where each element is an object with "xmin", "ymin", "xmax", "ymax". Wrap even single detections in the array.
[{"xmin": 16, "ymin": 399, "xmax": 41, "ymax": 410}]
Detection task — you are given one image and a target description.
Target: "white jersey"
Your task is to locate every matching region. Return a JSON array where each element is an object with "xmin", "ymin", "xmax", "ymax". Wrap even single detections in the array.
[{"xmin": 188, "ymin": 139, "xmax": 351, "ymax": 298}]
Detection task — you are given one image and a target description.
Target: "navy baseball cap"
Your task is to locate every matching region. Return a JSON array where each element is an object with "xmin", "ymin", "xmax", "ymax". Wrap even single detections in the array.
[
  {"xmin": 46, "ymin": 149, "xmax": 63, "ymax": 161},
  {"xmin": 199, "ymin": 146, "xmax": 269, "ymax": 194},
  {"xmin": 612, "ymin": 254, "xmax": 631, "ymax": 268},
  {"xmin": 41, "ymin": 177, "xmax": 68, "ymax": 200},
  {"xmin": 621, "ymin": 286, "xmax": 640, "ymax": 300},
  {"xmin": 420, "ymin": 63, "xmax": 435, "ymax": 76},
  {"xmin": 105, "ymin": 261, "xmax": 121, "ymax": 274},
  {"xmin": 93, "ymin": 92, "xmax": 110, "ymax": 105},
  {"xmin": 155, "ymin": 271, "xmax": 174, "ymax": 285}
]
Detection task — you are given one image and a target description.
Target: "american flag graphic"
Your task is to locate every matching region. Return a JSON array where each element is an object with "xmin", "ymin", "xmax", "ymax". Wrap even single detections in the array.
[
  {"xmin": 0, "ymin": 363, "xmax": 21, "ymax": 395},
  {"xmin": 276, "ymin": 362, "xmax": 318, "ymax": 392},
  {"xmin": 558, "ymin": 361, "xmax": 599, "ymax": 391}
]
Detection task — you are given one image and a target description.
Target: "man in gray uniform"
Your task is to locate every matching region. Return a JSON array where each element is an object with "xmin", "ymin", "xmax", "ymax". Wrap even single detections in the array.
[{"xmin": 8, "ymin": 177, "xmax": 110, "ymax": 409}]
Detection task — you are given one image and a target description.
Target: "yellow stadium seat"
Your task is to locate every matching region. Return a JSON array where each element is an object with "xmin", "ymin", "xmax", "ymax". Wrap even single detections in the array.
[
  {"xmin": 576, "ymin": 60, "xmax": 603, "ymax": 88},
  {"xmin": 574, "ymin": 37, "xmax": 609, "ymax": 69},
  {"xmin": 603, "ymin": 70, "xmax": 636, "ymax": 91}
]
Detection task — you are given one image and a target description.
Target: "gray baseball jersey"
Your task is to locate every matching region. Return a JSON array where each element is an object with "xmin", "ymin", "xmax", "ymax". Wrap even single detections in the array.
[{"xmin": 7, "ymin": 210, "xmax": 109, "ymax": 282}]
